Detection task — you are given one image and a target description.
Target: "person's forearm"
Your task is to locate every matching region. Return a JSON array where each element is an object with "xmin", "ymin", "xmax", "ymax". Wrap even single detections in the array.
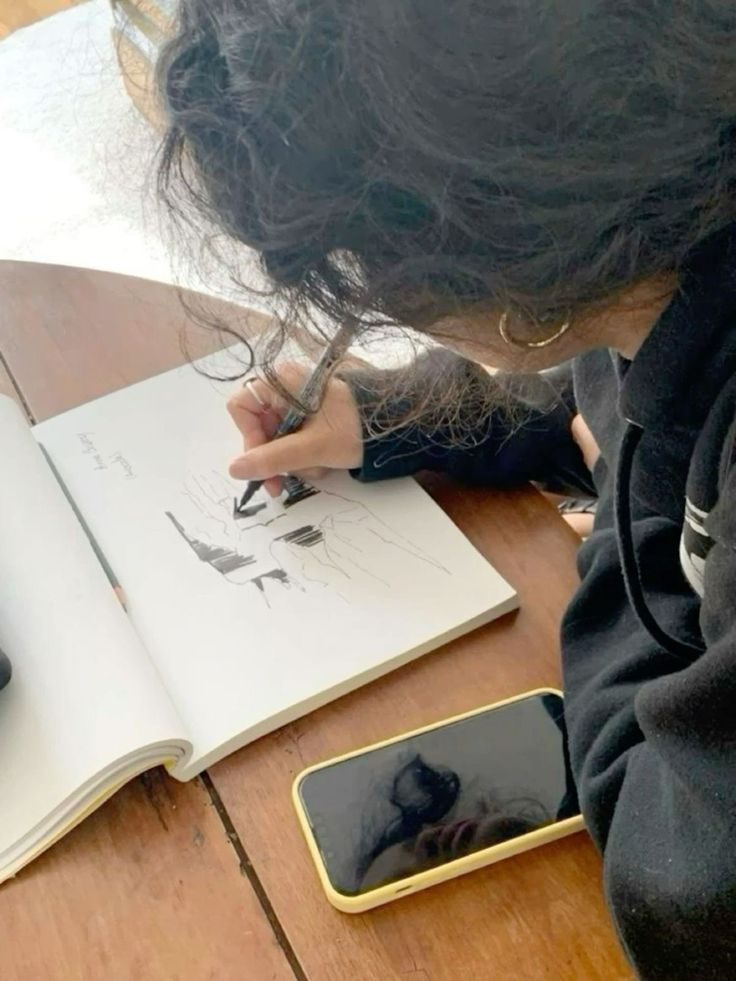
[{"xmin": 346, "ymin": 350, "xmax": 594, "ymax": 493}]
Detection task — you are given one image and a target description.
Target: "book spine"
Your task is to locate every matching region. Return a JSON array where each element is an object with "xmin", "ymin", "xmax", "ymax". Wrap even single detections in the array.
[{"xmin": 38, "ymin": 444, "xmax": 128, "ymax": 611}]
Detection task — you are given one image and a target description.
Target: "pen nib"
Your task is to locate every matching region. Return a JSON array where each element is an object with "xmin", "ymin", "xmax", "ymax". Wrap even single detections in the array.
[{"xmin": 233, "ymin": 481, "xmax": 260, "ymax": 515}]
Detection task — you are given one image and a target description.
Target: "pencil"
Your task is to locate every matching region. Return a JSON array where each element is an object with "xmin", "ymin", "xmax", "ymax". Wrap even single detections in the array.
[
  {"xmin": 39, "ymin": 444, "xmax": 128, "ymax": 611},
  {"xmin": 234, "ymin": 323, "xmax": 355, "ymax": 513}
]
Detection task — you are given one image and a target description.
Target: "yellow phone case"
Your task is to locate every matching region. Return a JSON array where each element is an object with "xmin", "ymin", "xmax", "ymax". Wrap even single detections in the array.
[{"xmin": 292, "ymin": 687, "xmax": 585, "ymax": 913}]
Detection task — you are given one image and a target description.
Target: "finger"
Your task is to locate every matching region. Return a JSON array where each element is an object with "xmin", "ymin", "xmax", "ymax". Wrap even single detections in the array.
[
  {"xmin": 414, "ymin": 828, "xmax": 439, "ymax": 860},
  {"xmin": 450, "ymin": 820, "xmax": 476, "ymax": 855},
  {"xmin": 292, "ymin": 466, "xmax": 329, "ymax": 483},
  {"xmin": 419, "ymin": 829, "xmax": 440, "ymax": 858},
  {"xmin": 227, "ymin": 365, "xmax": 310, "ymax": 449},
  {"xmin": 237, "ymin": 364, "xmax": 310, "ymax": 412},
  {"xmin": 562, "ymin": 512, "xmax": 595, "ymax": 538},
  {"xmin": 570, "ymin": 413, "xmax": 600, "ymax": 471},
  {"xmin": 229, "ymin": 430, "xmax": 326, "ymax": 481},
  {"xmin": 439, "ymin": 822, "xmax": 459, "ymax": 854},
  {"xmin": 237, "ymin": 408, "xmax": 283, "ymax": 452},
  {"xmin": 227, "ymin": 383, "xmax": 285, "ymax": 451}
]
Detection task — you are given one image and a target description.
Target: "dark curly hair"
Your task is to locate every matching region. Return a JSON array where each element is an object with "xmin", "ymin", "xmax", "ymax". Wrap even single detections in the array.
[{"xmin": 157, "ymin": 0, "xmax": 736, "ymax": 401}]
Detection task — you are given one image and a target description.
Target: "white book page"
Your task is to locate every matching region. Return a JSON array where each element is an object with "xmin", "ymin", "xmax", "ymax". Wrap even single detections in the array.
[
  {"xmin": 0, "ymin": 398, "xmax": 188, "ymax": 857},
  {"xmin": 36, "ymin": 352, "xmax": 516, "ymax": 776}
]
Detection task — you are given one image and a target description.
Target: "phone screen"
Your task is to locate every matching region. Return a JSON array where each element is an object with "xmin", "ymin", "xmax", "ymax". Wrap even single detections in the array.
[{"xmin": 296, "ymin": 692, "xmax": 578, "ymax": 896}]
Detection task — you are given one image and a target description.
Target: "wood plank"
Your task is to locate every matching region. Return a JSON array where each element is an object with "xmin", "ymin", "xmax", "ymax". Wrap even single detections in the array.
[
  {"xmin": 0, "ymin": 262, "xmax": 294, "ymax": 981},
  {"xmin": 0, "ymin": 261, "xmax": 631, "ymax": 979},
  {"xmin": 0, "ymin": 0, "xmax": 85, "ymax": 38},
  {"xmin": 0, "ymin": 261, "xmax": 270, "ymax": 420},
  {"xmin": 1, "ymin": 772, "xmax": 295, "ymax": 981}
]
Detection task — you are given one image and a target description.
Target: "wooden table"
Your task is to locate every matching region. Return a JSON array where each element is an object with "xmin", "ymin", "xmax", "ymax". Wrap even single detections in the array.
[
  {"xmin": 0, "ymin": 0, "xmax": 84, "ymax": 38},
  {"xmin": 0, "ymin": 262, "xmax": 631, "ymax": 980}
]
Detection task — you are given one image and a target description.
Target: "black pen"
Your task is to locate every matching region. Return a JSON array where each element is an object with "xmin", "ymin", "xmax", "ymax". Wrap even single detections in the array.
[{"xmin": 234, "ymin": 323, "xmax": 355, "ymax": 513}]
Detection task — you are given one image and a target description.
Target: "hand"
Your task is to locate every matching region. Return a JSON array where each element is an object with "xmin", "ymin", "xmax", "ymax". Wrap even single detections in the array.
[
  {"xmin": 570, "ymin": 413, "xmax": 600, "ymax": 472},
  {"xmin": 564, "ymin": 413, "xmax": 600, "ymax": 538},
  {"xmin": 227, "ymin": 363, "xmax": 364, "ymax": 496}
]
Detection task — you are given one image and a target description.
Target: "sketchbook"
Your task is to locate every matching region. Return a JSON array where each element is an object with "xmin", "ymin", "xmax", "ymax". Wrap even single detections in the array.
[{"xmin": 0, "ymin": 347, "xmax": 517, "ymax": 881}]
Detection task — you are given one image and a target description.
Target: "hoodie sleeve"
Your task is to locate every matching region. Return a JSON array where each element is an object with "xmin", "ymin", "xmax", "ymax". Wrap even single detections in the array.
[
  {"xmin": 561, "ymin": 463, "xmax": 736, "ymax": 979},
  {"xmin": 347, "ymin": 349, "xmax": 595, "ymax": 495}
]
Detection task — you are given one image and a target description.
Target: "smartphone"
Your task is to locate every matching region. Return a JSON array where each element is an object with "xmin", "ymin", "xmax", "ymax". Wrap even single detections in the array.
[{"xmin": 292, "ymin": 688, "xmax": 583, "ymax": 912}]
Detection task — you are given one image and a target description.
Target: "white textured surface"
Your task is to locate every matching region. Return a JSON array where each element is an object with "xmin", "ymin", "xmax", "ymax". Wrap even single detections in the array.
[{"xmin": 0, "ymin": 0, "xmax": 260, "ymax": 300}]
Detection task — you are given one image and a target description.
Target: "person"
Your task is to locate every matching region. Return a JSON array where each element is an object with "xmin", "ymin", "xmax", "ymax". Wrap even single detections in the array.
[{"xmin": 156, "ymin": 2, "xmax": 736, "ymax": 976}]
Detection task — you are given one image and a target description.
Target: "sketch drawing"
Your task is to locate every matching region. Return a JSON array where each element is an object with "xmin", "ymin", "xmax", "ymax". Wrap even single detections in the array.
[
  {"xmin": 166, "ymin": 512, "xmax": 256, "ymax": 576},
  {"xmin": 166, "ymin": 471, "xmax": 448, "ymax": 607},
  {"xmin": 282, "ymin": 478, "xmax": 320, "ymax": 509},
  {"xmin": 231, "ymin": 474, "xmax": 318, "ymax": 520}
]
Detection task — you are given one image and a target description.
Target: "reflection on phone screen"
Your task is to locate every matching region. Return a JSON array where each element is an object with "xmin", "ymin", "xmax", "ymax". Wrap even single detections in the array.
[{"xmin": 298, "ymin": 693, "xmax": 578, "ymax": 895}]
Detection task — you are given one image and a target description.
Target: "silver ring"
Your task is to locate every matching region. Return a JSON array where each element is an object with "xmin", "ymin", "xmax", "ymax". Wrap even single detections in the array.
[{"xmin": 243, "ymin": 377, "xmax": 266, "ymax": 407}]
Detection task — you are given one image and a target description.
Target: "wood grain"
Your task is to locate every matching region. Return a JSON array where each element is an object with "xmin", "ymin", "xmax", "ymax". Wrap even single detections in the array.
[
  {"xmin": 0, "ymin": 261, "xmax": 270, "ymax": 421},
  {"xmin": 0, "ymin": 261, "xmax": 632, "ymax": 979},
  {"xmin": 0, "ymin": 772, "xmax": 294, "ymax": 981},
  {"xmin": 0, "ymin": 263, "xmax": 293, "ymax": 981}
]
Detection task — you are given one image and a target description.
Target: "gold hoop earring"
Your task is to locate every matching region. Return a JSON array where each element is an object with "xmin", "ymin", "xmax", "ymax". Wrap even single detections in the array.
[{"xmin": 498, "ymin": 312, "xmax": 572, "ymax": 349}]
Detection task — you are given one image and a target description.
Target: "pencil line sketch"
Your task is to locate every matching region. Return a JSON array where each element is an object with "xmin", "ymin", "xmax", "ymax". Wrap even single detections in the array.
[
  {"xmin": 165, "ymin": 509, "xmax": 305, "ymax": 606},
  {"xmin": 248, "ymin": 567, "xmax": 305, "ymax": 607},
  {"xmin": 166, "ymin": 512, "xmax": 256, "ymax": 575},
  {"xmin": 282, "ymin": 479, "xmax": 320, "ymax": 508},
  {"xmin": 276, "ymin": 525, "xmax": 325, "ymax": 548},
  {"xmin": 165, "ymin": 472, "xmax": 449, "ymax": 609},
  {"xmin": 233, "ymin": 500, "xmax": 267, "ymax": 520},
  {"xmin": 232, "ymin": 477, "xmax": 316, "ymax": 520}
]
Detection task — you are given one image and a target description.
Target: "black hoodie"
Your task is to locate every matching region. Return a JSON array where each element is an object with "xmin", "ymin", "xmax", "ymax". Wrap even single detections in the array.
[{"xmin": 349, "ymin": 229, "xmax": 736, "ymax": 979}]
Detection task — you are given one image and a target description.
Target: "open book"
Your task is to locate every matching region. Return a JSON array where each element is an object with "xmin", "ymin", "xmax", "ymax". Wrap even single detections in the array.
[{"xmin": 0, "ymin": 348, "xmax": 517, "ymax": 881}]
